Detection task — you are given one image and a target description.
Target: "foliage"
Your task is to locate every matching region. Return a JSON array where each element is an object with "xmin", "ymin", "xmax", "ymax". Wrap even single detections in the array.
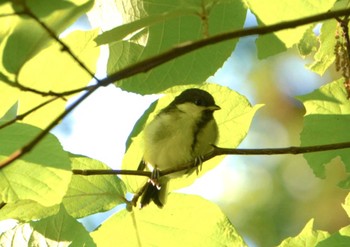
[{"xmin": 0, "ymin": 0, "xmax": 350, "ymax": 246}]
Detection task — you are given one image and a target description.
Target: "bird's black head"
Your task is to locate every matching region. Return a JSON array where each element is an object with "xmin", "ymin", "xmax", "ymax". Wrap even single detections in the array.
[{"xmin": 171, "ymin": 88, "xmax": 220, "ymax": 109}]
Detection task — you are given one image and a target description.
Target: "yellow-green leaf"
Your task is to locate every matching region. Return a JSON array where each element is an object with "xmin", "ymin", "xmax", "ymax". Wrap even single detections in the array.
[
  {"xmin": 0, "ymin": 124, "xmax": 71, "ymax": 206},
  {"xmin": 91, "ymin": 194, "xmax": 246, "ymax": 247}
]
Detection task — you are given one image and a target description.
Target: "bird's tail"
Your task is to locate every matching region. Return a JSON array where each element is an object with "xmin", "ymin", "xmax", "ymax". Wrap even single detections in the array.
[{"xmin": 140, "ymin": 180, "xmax": 168, "ymax": 208}]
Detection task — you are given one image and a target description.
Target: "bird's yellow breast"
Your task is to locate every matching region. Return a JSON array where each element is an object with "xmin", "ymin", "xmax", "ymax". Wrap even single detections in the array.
[{"xmin": 143, "ymin": 103, "xmax": 218, "ymax": 173}]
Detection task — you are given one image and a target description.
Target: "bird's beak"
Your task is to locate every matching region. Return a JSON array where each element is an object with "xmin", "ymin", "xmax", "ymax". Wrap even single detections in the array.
[{"xmin": 207, "ymin": 105, "xmax": 221, "ymax": 111}]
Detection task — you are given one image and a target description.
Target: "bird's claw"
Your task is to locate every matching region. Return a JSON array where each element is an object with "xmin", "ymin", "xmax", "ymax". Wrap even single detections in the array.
[
  {"xmin": 149, "ymin": 167, "xmax": 161, "ymax": 190},
  {"xmin": 186, "ymin": 156, "xmax": 204, "ymax": 175}
]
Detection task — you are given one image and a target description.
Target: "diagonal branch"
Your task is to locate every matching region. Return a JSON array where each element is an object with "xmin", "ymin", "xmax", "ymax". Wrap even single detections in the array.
[
  {"xmin": 0, "ymin": 97, "xmax": 60, "ymax": 130},
  {"xmin": 1, "ymin": 8, "xmax": 350, "ymax": 169},
  {"xmin": 0, "ymin": 85, "xmax": 99, "ymax": 169},
  {"xmin": 0, "ymin": 73, "xmax": 72, "ymax": 98},
  {"xmin": 72, "ymin": 141, "xmax": 350, "ymax": 178},
  {"xmin": 1, "ymin": 70, "xmax": 95, "ymax": 97},
  {"xmin": 20, "ymin": 2, "xmax": 100, "ymax": 83},
  {"xmin": 100, "ymin": 8, "xmax": 350, "ymax": 87}
]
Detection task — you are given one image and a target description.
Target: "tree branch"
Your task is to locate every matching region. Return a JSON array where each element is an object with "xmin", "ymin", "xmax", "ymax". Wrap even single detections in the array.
[
  {"xmin": 0, "ymin": 97, "xmax": 59, "ymax": 130},
  {"xmin": 72, "ymin": 169, "xmax": 152, "ymax": 177},
  {"xmin": 72, "ymin": 141, "xmax": 350, "ymax": 178},
  {"xmin": 20, "ymin": 2, "xmax": 100, "ymax": 83},
  {"xmin": 99, "ymin": 8, "xmax": 350, "ymax": 87},
  {"xmin": 0, "ymin": 85, "xmax": 99, "ymax": 169},
  {"xmin": 1, "ymin": 8, "xmax": 350, "ymax": 169},
  {"xmin": 0, "ymin": 73, "xmax": 72, "ymax": 98},
  {"xmin": 0, "ymin": 73, "xmax": 93, "ymax": 98}
]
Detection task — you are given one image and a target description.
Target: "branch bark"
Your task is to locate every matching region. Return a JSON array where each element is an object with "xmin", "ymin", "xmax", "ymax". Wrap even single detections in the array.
[{"xmin": 72, "ymin": 141, "xmax": 350, "ymax": 178}]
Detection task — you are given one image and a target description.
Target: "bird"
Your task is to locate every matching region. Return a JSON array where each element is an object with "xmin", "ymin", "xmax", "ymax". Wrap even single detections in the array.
[{"xmin": 135, "ymin": 88, "xmax": 220, "ymax": 208}]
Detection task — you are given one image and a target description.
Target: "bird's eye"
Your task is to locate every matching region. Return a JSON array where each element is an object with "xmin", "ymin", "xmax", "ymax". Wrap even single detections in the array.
[{"xmin": 194, "ymin": 99, "xmax": 203, "ymax": 106}]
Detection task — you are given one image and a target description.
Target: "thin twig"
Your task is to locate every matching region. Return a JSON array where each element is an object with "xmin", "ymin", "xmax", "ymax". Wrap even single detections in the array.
[
  {"xmin": 2, "ymin": 76, "xmax": 93, "ymax": 98},
  {"xmin": 72, "ymin": 142, "xmax": 350, "ymax": 178},
  {"xmin": 21, "ymin": 2, "xmax": 100, "ymax": 83},
  {"xmin": 72, "ymin": 169, "xmax": 151, "ymax": 177},
  {"xmin": 0, "ymin": 71, "xmax": 92, "ymax": 98},
  {"xmin": 1, "ymin": 74, "xmax": 69, "ymax": 98},
  {"xmin": 0, "ymin": 86, "xmax": 99, "ymax": 169},
  {"xmin": 1, "ymin": 9, "xmax": 350, "ymax": 169},
  {"xmin": 0, "ymin": 97, "xmax": 60, "ymax": 130}
]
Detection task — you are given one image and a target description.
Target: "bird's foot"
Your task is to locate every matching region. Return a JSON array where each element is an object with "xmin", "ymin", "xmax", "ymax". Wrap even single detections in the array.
[
  {"xmin": 185, "ymin": 156, "xmax": 204, "ymax": 175},
  {"xmin": 131, "ymin": 168, "xmax": 162, "ymax": 208},
  {"xmin": 149, "ymin": 167, "xmax": 161, "ymax": 190}
]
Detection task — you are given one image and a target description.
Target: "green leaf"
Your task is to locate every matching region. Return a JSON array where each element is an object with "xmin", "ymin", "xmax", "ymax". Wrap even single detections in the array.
[
  {"xmin": 332, "ymin": 0, "xmax": 350, "ymax": 10},
  {"xmin": 31, "ymin": 205, "xmax": 96, "ymax": 246},
  {"xmin": 0, "ymin": 205, "xmax": 96, "ymax": 247},
  {"xmin": 125, "ymin": 99, "xmax": 158, "ymax": 152},
  {"xmin": 317, "ymin": 232, "xmax": 350, "ymax": 247},
  {"xmin": 122, "ymin": 84, "xmax": 263, "ymax": 193},
  {"xmin": 0, "ymin": 123, "xmax": 71, "ymax": 206},
  {"xmin": 298, "ymin": 79, "xmax": 350, "ymax": 178},
  {"xmin": 0, "ymin": 82, "xmax": 18, "ymax": 121},
  {"xmin": 0, "ymin": 29, "xmax": 100, "ymax": 129},
  {"xmin": 338, "ymin": 176, "xmax": 350, "ymax": 189},
  {"xmin": 107, "ymin": 0, "xmax": 247, "ymax": 94},
  {"xmin": 0, "ymin": 3, "xmax": 13, "ymax": 44},
  {"xmin": 277, "ymin": 219, "xmax": 330, "ymax": 246},
  {"xmin": 0, "ymin": 155, "xmax": 127, "ymax": 221},
  {"xmin": 255, "ymin": 32, "xmax": 286, "ymax": 59},
  {"xmin": 0, "ymin": 102, "xmax": 18, "ymax": 122},
  {"xmin": 342, "ymin": 193, "xmax": 350, "ymax": 218},
  {"xmin": 91, "ymin": 193, "xmax": 247, "ymax": 247},
  {"xmin": 0, "ymin": 1, "xmax": 10, "ymax": 7},
  {"xmin": 0, "ymin": 200, "xmax": 58, "ymax": 222},
  {"xmin": 95, "ymin": 8, "xmax": 193, "ymax": 45},
  {"xmin": 1, "ymin": 0, "xmax": 94, "ymax": 74},
  {"xmin": 317, "ymin": 225, "xmax": 350, "ymax": 247},
  {"xmin": 0, "ymin": 2, "xmax": 100, "ymax": 129},
  {"xmin": 63, "ymin": 154, "xmax": 127, "ymax": 218},
  {"xmin": 19, "ymin": 29, "xmax": 100, "ymax": 93},
  {"xmin": 307, "ymin": 20, "xmax": 337, "ymax": 75},
  {"xmin": 246, "ymin": 0, "xmax": 336, "ymax": 53},
  {"xmin": 298, "ymin": 26, "xmax": 318, "ymax": 57}
]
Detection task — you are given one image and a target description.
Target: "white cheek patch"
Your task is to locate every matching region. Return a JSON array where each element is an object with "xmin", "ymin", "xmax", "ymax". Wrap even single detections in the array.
[{"xmin": 176, "ymin": 103, "xmax": 204, "ymax": 118}]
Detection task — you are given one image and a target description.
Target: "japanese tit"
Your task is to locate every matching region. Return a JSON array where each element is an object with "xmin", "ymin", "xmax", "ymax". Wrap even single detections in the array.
[{"xmin": 136, "ymin": 88, "xmax": 220, "ymax": 208}]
